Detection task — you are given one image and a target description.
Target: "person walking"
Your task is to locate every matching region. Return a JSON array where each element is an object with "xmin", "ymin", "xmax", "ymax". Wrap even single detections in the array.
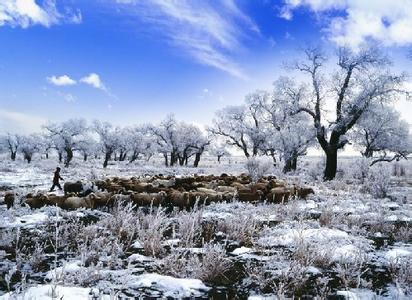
[{"xmin": 49, "ymin": 167, "xmax": 64, "ymax": 192}]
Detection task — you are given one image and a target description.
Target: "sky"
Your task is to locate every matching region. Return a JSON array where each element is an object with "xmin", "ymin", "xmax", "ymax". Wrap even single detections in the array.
[{"xmin": 0, "ymin": 0, "xmax": 411, "ymax": 134}]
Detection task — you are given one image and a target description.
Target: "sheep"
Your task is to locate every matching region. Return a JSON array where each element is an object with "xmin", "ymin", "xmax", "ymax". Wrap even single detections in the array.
[
  {"xmin": 215, "ymin": 186, "xmax": 237, "ymax": 193},
  {"xmin": 64, "ymin": 181, "xmax": 83, "ymax": 195},
  {"xmin": 131, "ymin": 191, "xmax": 167, "ymax": 206},
  {"xmin": 4, "ymin": 192, "xmax": 15, "ymax": 209},
  {"xmin": 25, "ymin": 193, "xmax": 49, "ymax": 209},
  {"xmin": 237, "ymin": 190, "xmax": 263, "ymax": 202},
  {"xmin": 266, "ymin": 187, "xmax": 294, "ymax": 204},
  {"xmin": 63, "ymin": 194, "xmax": 95, "ymax": 210},
  {"xmin": 152, "ymin": 178, "xmax": 176, "ymax": 188},
  {"xmin": 168, "ymin": 190, "xmax": 191, "ymax": 209}
]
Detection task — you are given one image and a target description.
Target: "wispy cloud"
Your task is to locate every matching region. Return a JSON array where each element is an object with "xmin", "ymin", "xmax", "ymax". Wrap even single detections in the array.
[
  {"xmin": 115, "ymin": 0, "xmax": 259, "ymax": 79},
  {"xmin": 80, "ymin": 73, "xmax": 106, "ymax": 91},
  {"xmin": 47, "ymin": 75, "xmax": 76, "ymax": 86},
  {"xmin": 281, "ymin": 0, "xmax": 412, "ymax": 49},
  {"xmin": 0, "ymin": 0, "xmax": 82, "ymax": 28}
]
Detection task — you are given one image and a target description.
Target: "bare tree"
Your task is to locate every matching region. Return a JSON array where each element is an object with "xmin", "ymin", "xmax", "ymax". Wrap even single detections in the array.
[
  {"xmin": 292, "ymin": 46, "xmax": 407, "ymax": 180},
  {"xmin": 44, "ymin": 119, "xmax": 89, "ymax": 167},
  {"xmin": 351, "ymin": 103, "xmax": 411, "ymax": 165},
  {"xmin": 2, "ymin": 134, "xmax": 21, "ymax": 161},
  {"xmin": 93, "ymin": 120, "xmax": 119, "ymax": 168}
]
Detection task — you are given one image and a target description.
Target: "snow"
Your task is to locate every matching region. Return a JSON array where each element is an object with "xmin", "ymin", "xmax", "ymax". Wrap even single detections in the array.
[
  {"xmin": 1, "ymin": 212, "xmax": 49, "ymax": 228},
  {"xmin": 127, "ymin": 273, "xmax": 209, "ymax": 297},
  {"xmin": 128, "ymin": 254, "xmax": 153, "ymax": 262},
  {"xmin": 231, "ymin": 247, "xmax": 253, "ymax": 255},
  {"xmin": 385, "ymin": 248, "xmax": 412, "ymax": 260},
  {"xmin": 45, "ymin": 260, "xmax": 83, "ymax": 280},
  {"xmin": 0, "ymin": 285, "xmax": 109, "ymax": 300}
]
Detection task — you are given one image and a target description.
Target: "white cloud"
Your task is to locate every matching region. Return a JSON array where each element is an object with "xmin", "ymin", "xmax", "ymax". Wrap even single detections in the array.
[
  {"xmin": 80, "ymin": 73, "xmax": 106, "ymax": 91},
  {"xmin": 0, "ymin": 110, "xmax": 46, "ymax": 134},
  {"xmin": 0, "ymin": 0, "xmax": 81, "ymax": 28},
  {"xmin": 281, "ymin": 0, "xmax": 412, "ymax": 49},
  {"xmin": 47, "ymin": 75, "xmax": 76, "ymax": 86},
  {"xmin": 116, "ymin": 0, "xmax": 259, "ymax": 79}
]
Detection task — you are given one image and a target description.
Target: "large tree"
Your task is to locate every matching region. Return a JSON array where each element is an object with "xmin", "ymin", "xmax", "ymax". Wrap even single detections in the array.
[
  {"xmin": 351, "ymin": 103, "xmax": 411, "ymax": 165},
  {"xmin": 93, "ymin": 120, "xmax": 119, "ymax": 168},
  {"xmin": 44, "ymin": 119, "xmax": 89, "ymax": 167},
  {"xmin": 292, "ymin": 46, "xmax": 407, "ymax": 180}
]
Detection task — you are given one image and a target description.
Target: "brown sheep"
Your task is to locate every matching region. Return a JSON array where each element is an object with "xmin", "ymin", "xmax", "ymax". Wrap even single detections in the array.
[
  {"xmin": 168, "ymin": 190, "xmax": 191, "ymax": 208},
  {"xmin": 4, "ymin": 192, "xmax": 15, "ymax": 209},
  {"xmin": 266, "ymin": 187, "xmax": 295, "ymax": 204},
  {"xmin": 237, "ymin": 190, "xmax": 263, "ymax": 202},
  {"xmin": 46, "ymin": 195, "xmax": 67, "ymax": 207},
  {"xmin": 296, "ymin": 187, "xmax": 314, "ymax": 199},
  {"xmin": 131, "ymin": 191, "xmax": 167, "ymax": 206},
  {"xmin": 25, "ymin": 193, "xmax": 49, "ymax": 209},
  {"xmin": 63, "ymin": 194, "xmax": 95, "ymax": 210}
]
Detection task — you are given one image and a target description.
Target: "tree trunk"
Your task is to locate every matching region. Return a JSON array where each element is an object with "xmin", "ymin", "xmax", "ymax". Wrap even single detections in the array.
[
  {"xmin": 324, "ymin": 148, "xmax": 338, "ymax": 181},
  {"xmin": 129, "ymin": 151, "xmax": 138, "ymax": 163},
  {"xmin": 164, "ymin": 153, "xmax": 169, "ymax": 167},
  {"xmin": 58, "ymin": 151, "xmax": 63, "ymax": 163},
  {"xmin": 24, "ymin": 153, "xmax": 32, "ymax": 163},
  {"xmin": 45, "ymin": 152, "xmax": 49, "ymax": 159},
  {"xmin": 64, "ymin": 148, "xmax": 73, "ymax": 167},
  {"xmin": 83, "ymin": 153, "xmax": 88, "ymax": 161},
  {"xmin": 10, "ymin": 151, "xmax": 16, "ymax": 161},
  {"xmin": 103, "ymin": 152, "xmax": 112, "ymax": 168},
  {"xmin": 217, "ymin": 155, "xmax": 222, "ymax": 163},
  {"xmin": 193, "ymin": 153, "xmax": 201, "ymax": 167}
]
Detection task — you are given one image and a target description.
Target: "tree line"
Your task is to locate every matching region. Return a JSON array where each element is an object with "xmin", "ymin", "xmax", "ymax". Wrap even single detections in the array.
[{"xmin": 1, "ymin": 46, "xmax": 411, "ymax": 180}]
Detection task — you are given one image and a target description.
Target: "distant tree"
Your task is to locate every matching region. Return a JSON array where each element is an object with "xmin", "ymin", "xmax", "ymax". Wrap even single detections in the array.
[
  {"xmin": 147, "ymin": 115, "xmax": 180, "ymax": 166},
  {"xmin": 209, "ymin": 145, "xmax": 230, "ymax": 163},
  {"xmin": 210, "ymin": 104, "xmax": 265, "ymax": 158},
  {"xmin": 93, "ymin": 120, "xmax": 119, "ymax": 168},
  {"xmin": 292, "ymin": 46, "xmax": 408, "ymax": 180},
  {"xmin": 2, "ymin": 134, "xmax": 22, "ymax": 161},
  {"xmin": 44, "ymin": 119, "xmax": 89, "ymax": 167},
  {"xmin": 351, "ymin": 103, "xmax": 411, "ymax": 165},
  {"xmin": 20, "ymin": 134, "xmax": 41, "ymax": 163}
]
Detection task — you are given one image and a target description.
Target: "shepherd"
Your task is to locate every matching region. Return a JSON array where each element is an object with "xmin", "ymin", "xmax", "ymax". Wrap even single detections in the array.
[{"xmin": 49, "ymin": 167, "xmax": 64, "ymax": 192}]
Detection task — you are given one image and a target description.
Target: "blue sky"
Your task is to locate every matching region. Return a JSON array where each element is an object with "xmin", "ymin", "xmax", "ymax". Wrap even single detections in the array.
[{"xmin": 0, "ymin": 0, "xmax": 411, "ymax": 133}]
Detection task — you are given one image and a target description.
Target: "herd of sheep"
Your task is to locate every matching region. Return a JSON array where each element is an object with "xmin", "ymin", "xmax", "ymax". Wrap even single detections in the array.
[{"xmin": 3, "ymin": 173, "xmax": 314, "ymax": 210}]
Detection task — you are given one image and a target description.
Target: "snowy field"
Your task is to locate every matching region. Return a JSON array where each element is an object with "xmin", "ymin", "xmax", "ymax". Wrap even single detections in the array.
[{"xmin": 0, "ymin": 155, "xmax": 411, "ymax": 299}]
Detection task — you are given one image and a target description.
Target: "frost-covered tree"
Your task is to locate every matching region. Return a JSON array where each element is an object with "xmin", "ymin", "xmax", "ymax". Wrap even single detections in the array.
[
  {"xmin": 351, "ymin": 104, "xmax": 411, "ymax": 165},
  {"xmin": 210, "ymin": 103, "xmax": 266, "ymax": 158},
  {"xmin": 1, "ymin": 134, "xmax": 22, "ymax": 161},
  {"xmin": 128, "ymin": 126, "xmax": 157, "ymax": 162},
  {"xmin": 292, "ymin": 46, "xmax": 408, "ymax": 180},
  {"xmin": 147, "ymin": 115, "xmax": 180, "ymax": 166},
  {"xmin": 93, "ymin": 120, "xmax": 119, "ymax": 168},
  {"xmin": 209, "ymin": 144, "xmax": 230, "ymax": 163},
  {"xmin": 44, "ymin": 119, "xmax": 89, "ymax": 167},
  {"xmin": 19, "ymin": 134, "xmax": 41, "ymax": 163}
]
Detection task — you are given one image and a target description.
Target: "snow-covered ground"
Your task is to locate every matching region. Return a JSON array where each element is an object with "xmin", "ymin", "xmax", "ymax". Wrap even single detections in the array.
[{"xmin": 0, "ymin": 155, "xmax": 411, "ymax": 299}]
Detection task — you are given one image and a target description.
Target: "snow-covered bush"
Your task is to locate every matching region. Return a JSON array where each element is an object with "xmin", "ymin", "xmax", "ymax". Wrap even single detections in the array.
[
  {"xmin": 347, "ymin": 158, "xmax": 370, "ymax": 183},
  {"xmin": 137, "ymin": 207, "xmax": 170, "ymax": 257},
  {"xmin": 217, "ymin": 213, "xmax": 259, "ymax": 246},
  {"xmin": 159, "ymin": 250, "xmax": 201, "ymax": 279},
  {"xmin": 245, "ymin": 156, "xmax": 273, "ymax": 182},
  {"xmin": 198, "ymin": 243, "xmax": 233, "ymax": 283},
  {"xmin": 366, "ymin": 164, "xmax": 391, "ymax": 198},
  {"xmin": 176, "ymin": 206, "xmax": 203, "ymax": 248}
]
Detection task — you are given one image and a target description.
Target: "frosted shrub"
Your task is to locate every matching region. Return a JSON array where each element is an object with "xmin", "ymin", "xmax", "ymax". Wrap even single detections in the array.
[
  {"xmin": 159, "ymin": 250, "xmax": 201, "ymax": 278},
  {"xmin": 387, "ymin": 256, "xmax": 412, "ymax": 295},
  {"xmin": 348, "ymin": 158, "xmax": 370, "ymax": 183},
  {"xmin": 217, "ymin": 213, "xmax": 259, "ymax": 246},
  {"xmin": 176, "ymin": 206, "xmax": 203, "ymax": 248},
  {"xmin": 366, "ymin": 164, "xmax": 391, "ymax": 198},
  {"xmin": 198, "ymin": 243, "xmax": 233, "ymax": 283},
  {"xmin": 245, "ymin": 156, "xmax": 273, "ymax": 182},
  {"xmin": 137, "ymin": 206, "xmax": 170, "ymax": 257}
]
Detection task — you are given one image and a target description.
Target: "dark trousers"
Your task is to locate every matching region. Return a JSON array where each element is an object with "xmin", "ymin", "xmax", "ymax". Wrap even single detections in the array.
[{"xmin": 49, "ymin": 182, "xmax": 62, "ymax": 192}]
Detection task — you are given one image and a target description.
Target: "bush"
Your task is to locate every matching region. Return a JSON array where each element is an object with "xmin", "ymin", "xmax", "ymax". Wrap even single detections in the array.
[
  {"xmin": 245, "ymin": 156, "xmax": 273, "ymax": 182},
  {"xmin": 366, "ymin": 164, "xmax": 391, "ymax": 198}
]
